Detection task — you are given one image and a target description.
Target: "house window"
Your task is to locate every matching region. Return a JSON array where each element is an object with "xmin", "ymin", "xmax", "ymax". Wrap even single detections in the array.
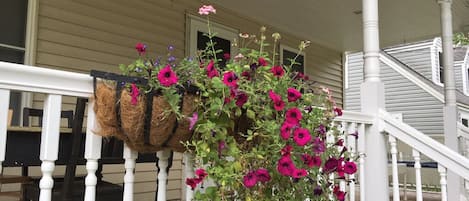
[
  {"xmin": 462, "ymin": 118, "xmax": 468, "ymax": 127},
  {"xmin": 280, "ymin": 45, "xmax": 305, "ymax": 73},
  {"xmin": 1, "ymin": 0, "xmax": 29, "ymax": 126},
  {"xmin": 438, "ymin": 52, "xmax": 444, "ymax": 84},
  {"xmin": 187, "ymin": 15, "xmax": 238, "ymax": 67}
]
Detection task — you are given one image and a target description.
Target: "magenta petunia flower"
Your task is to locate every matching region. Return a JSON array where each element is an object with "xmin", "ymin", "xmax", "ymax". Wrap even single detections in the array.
[
  {"xmin": 280, "ymin": 122, "xmax": 294, "ymax": 140},
  {"xmin": 243, "ymin": 171, "xmax": 257, "ymax": 188},
  {"xmin": 344, "ymin": 161, "xmax": 357, "ymax": 174},
  {"xmin": 268, "ymin": 90, "xmax": 285, "ymax": 111},
  {"xmin": 317, "ymin": 124, "xmax": 326, "ymax": 135},
  {"xmin": 334, "ymin": 106, "xmax": 343, "ymax": 116},
  {"xmin": 269, "ymin": 90, "xmax": 281, "ymax": 101},
  {"xmin": 223, "ymin": 53, "xmax": 231, "ymax": 60},
  {"xmin": 195, "ymin": 168, "xmax": 208, "ymax": 179},
  {"xmin": 198, "ymin": 5, "xmax": 216, "ymax": 15},
  {"xmin": 188, "ymin": 112, "xmax": 198, "ymax": 130},
  {"xmin": 287, "ymin": 88, "xmax": 302, "ymax": 102},
  {"xmin": 285, "ymin": 107, "xmax": 302, "ymax": 125},
  {"xmin": 280, "ymin": 144, "xmax": 293, "ymax": 156},
  {"xmin": 334, "ymin": 186, "xmax": 347, "ymax": 201},
  {"xmin": 206, "ymin": 60, "xmax": 219, "ymax": 78},
  {"xmin": 302, "ymin": 154, "xmax": 321, "ymax": 168},
  {"xmin": 235, "ymin": 92, "xmax": 248, "ymax": 107},
  {"xmin": 255, "ymin": 168, "xmax": 271, "ymax": 183},
  {"xmin": 323, "ymin": 157, "xmax": 338, "ymax": 173},
  {"xmin": 241, "ymin": 71, "xmax": 251, "ymax": 80},
  {"xmin": 293, "ymin": 128, "xmax": 312, "ymax": 146},
  {"xmin": 130, "ymin": 83, "xmax": 139, "ymax": 105},
  {"xmin": 185, "ymin": 178, "xmax": 202, "ymax": 190},
  {"xmin": 292, "ymin": 168, "xmax": 308, "ymax": 179},
  {"xmin": 312, "ymin": 137, "xmax": 326, "ymax": 154},
  {"xmin": 313, "ymin": 186, "xmax": 323, "ymax": 195},
  {"xmin": 135, "ymin": 43, "xmax": 146, "ymax": 55},
  {"xmin": 335, "ymin": 139, "xmax": 344, "ymax": 146},
  {"xmin": 222, "ymin": 71, "xmax": 238, "ymax": 88},
  {"xmin": 258, "ymin": 57, "xmax": 268, "ymax": 66},
  {"xmin": 277, "ymin": 155, "xmax": 295, "ymax": 176},
  {"xmin": 270, "ymin": 66, "xmax": 285, "ymax": 77},
  {"xmin": 157, "ymin": 65, "xmax": 178, "ymax": 87}
]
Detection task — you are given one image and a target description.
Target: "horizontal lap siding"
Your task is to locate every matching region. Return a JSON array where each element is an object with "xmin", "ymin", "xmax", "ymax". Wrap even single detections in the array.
[
  {"xmin": 32, "ymin": 0, "xmax": 344, "ymax": 199},
  {"xmin": 345, "ymin": 52, "xmax": 444, "ymax": 135},
  {"xmin": 386, "ymin": 48, "xmax": 433, "ymax": 81}
]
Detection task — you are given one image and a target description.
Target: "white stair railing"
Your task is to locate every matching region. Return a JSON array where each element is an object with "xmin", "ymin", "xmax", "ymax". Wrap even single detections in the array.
[
  {"xmin": 84, "ymin": 100, "xmax": 102, "ymax": 201},
  {"xmin": 458, "ymin": 123, "xmax": 469, "ymax": 201},
  {"xmin": 380, "ymin": 109, "xmax": 469, "ymax": 201},
  {"xmin": 334, "ymin": 110, "xmax": 374, "ymax": 201}
]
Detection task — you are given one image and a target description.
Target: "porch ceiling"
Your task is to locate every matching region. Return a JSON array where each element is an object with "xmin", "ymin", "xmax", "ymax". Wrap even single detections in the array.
[{"xmin": 215, "ymin": 0, "xmax": 469, "ymax": 52}]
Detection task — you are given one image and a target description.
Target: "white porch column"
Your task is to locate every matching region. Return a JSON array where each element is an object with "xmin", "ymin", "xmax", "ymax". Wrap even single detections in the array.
[
  {"xmin": 361, "ymin": 0, "xmax": 389, "ymax": 201},
  {"xmin": 439, "ymin": 1, "xmax": 462, "ymax": 200}
]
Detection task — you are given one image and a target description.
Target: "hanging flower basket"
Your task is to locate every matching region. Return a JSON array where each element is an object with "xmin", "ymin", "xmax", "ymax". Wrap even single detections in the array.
[{"xmin": 90, "ymin": 70, "xmax": 199, "ymax": 153}]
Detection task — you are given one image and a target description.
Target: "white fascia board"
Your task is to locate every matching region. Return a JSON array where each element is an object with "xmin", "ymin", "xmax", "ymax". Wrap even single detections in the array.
[{"xmin": 379, "ymin": 53, "xmax": 445, "ymax": 103}]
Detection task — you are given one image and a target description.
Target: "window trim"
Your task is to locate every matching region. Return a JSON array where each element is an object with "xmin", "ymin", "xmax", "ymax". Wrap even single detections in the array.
[
  {"xmin": 462, "ymin": 48, "xmax": 469, "ymax": 96},
  {"xmin": 186, "ymin": 14, "xmax": 238, "ymax": 59},
  {"xmin": 431, "ymin": 38, "xmax": 444, "ymax": 87},
  {"xmin": 279, "ymin": 44, "xmax": 306, "ymax": 74}
]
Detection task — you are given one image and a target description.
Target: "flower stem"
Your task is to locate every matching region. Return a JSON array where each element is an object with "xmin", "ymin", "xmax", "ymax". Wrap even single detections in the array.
[{"xmin": 207, "ymin": 16, "xmax": 218, "ymax": 63}]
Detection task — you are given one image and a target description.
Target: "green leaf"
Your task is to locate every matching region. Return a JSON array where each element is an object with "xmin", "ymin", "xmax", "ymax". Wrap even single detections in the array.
[{"xmin": 246, "ymin": 109, "xmax": 255, "ymax": 120}]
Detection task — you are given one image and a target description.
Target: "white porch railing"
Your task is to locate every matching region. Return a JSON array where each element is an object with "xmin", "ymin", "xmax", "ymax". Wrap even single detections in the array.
[
  {"xmin": 2, "ymin": 61, "xmax": 469, "ymax": 201},
  {"xmin": 0, "ymin": 61, "xmax": 173, "ymax": 201}
]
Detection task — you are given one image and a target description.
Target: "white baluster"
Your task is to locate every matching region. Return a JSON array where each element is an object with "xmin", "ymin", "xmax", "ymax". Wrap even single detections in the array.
[
  {"xmin": 0, "ymin": 89, "xmax": 10, "ymax": 174},
  {"xmin": 157, "ymin": 149, "xmax": 172, "ymax": 201},
  {"xmin": 39, "ymin": 94, "xmax": 62, "ymax": 201},
  {"xmin": 412, "ymin": 149, "xmax": 422, "ymax": 201},
  {"xmin": 123, "ymin": 143, "xmax": 137, "ymax": 201},
  {"xmin": 389, "ymin": 136, "xmax": 400, "ymax": 201},
  {"xmin": 438, "ymin": 164, "xmax": 448, "ymax": 201},
  {"xmin": 84, "ymin": 100, "xmax": 102, "ymax": 201},
  {"xmin": 357, "ymin": 123, "xmax": 366, "ymax": 201},
  {"xmin": 339, "ymin": 122, "xmax": 347, "ymax": 192},
  {"xmin": 183, "ymin": 152, "xmax": 195, "ymax": 201},
  {"xmin": 347, "ymin": 122, "xmax": 357, "ymax": 201},
  {"xmin": 464, "ymin": 179, "xmax": 469, "ymax": 201}
]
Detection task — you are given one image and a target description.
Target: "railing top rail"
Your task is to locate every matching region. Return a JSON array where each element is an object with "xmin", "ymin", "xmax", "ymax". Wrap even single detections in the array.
[
  {"xmin": 334, "ymin": 110, "xmax": 374, "ymax": 124},
  {"xmin": 0, "ymin": 61, "xmax": 93, "ymax": 97},
  {"xmin": 379, "ymin": 109, "xmax": 469, "ymax": 181},
  {"xmin": 457, "ymin": 122, "xmax": 469, "ymax": 139}
]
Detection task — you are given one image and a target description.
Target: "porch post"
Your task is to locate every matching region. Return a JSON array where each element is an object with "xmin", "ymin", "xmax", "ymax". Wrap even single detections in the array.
[
  {"xmin": 439, "ymin": 0, "xmax": 462, "ymax": 200},
  {"xmin": 360, "ymin": 0, "xmax": 389, "ymax": 200}
]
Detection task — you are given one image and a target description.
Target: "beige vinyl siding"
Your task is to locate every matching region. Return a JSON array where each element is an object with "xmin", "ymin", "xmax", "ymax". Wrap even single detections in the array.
[{"xmin": 24, "ymin": 0, "xmax": 343, "ymax": 199}]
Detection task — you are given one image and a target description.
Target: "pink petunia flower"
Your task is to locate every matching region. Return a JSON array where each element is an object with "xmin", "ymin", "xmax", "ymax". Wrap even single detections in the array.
[
  {"xmin": 130, "ymin": 83, "xmax": 139, "ymax": 105},
  {"xmin": 344, "ymin": 161, "xmax": 357, "ymax": 174},
  {"xmin": 334, "ymin": 186, "xmax": 347, "ymax": 201},
  {"xmin": 222, "ymin": 71, "xmax": 238, "ymax": 88},
  {"xmin": 195, "ymin": 168, "xmax": 208, "ymax": 179},
  {"xmin": 287, "ymin": 88, "xmax": 302, "ymax": 102},
  {"xmin": 157, "ymin": 65, "xmax": 178, "ymax": 87},
  {"xmin": 243, "ymin": 171, "xmax": 257, "ymax": 188},
  {"xmin": 274, "ymin": 99, "xmax": 285, "ymax": 111},
  {"xmin": 280, "ymin": 121, "xmax": 295, "ymax": 140},
  {"xmin": 277, "ymin": 155, "xmax": 295, "ymax": 176},
  {"xmin": 188, "ymin": 112, "xmax": 198, "ymax": 130},
  {"xmin": 268, "ymin": 90, "xmax": 281, "ymax": 101},
  {"xmin": 258, "ymin": 57, "xmax": 268, "ymax": 66},
  {"xmin": 312, "ymin": 155, "xmax": 322, "ymax": 167},
  {"xmin": 235, "ymin": 92, "xmax": 248, "ymax": 108},
  {"xmin": 323, "ymin": 157, "xmax": 338, "ymax": 173},
  {"xmin": 255, "ymin": 168, "xmax": 271, "ymax": 183},
  {"xmin": 285, "ymin": 107, "xmax": 302, "ymax": 125},
  {"xmin": 292, "ymin": 168, "xmax": 308, "ymax": 179},
  {"xmin": 293, "ymin": 128, "xmax": 312, "ymax": 146},
  {"xmin": 198, "ymin": 5, "xmax": 216, "ymax": 15},
  {"xmin": 135, "ymin": 43, "xmax": 146, "ymax": 55},
  {"xmin": 270, "ymin": 66, "xmax": 285, "ymax": 77}
]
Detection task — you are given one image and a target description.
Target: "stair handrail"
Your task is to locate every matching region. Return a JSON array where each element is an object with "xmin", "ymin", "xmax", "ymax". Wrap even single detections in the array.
[
  {"xmin": 379, "ymin": 109, "xmax": 469, "ymax": 181},
  {"xmin": 334, "ymin": 110, "xmax": 374, "ymax": 124}
]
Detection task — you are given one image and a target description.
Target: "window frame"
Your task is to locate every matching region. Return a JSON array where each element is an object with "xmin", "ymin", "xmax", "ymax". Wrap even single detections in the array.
[
  {"xmin": 279, "ymin": 44, "xmax": 306, "ymax": 74},
  {"xmin": 1, "ymin": 0, "xmax": 38, "ymax": 125},
  {"xmin": 186, "ymin": 14, "xmax": 238, "ymax": 59},
  {"xmin": 462, "ymin": 48, "xmax": 469, "ymax": 96}
]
